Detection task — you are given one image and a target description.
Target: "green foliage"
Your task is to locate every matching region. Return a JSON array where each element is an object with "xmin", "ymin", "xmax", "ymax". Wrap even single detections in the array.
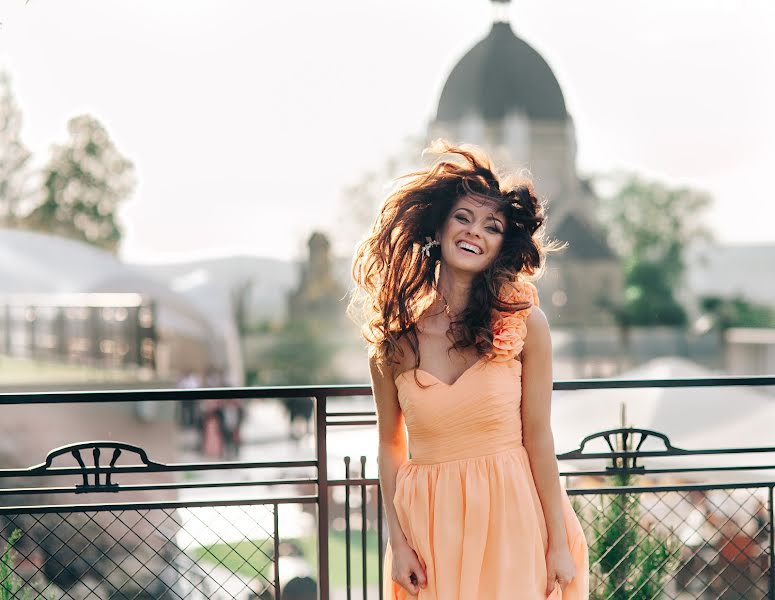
[
  {"xmin": 588, "ymin": 472, "xmax": 681, "ymax": 599},
  {"xmin": 194, "ymin": 530, "xmax": 380, "ymax": 588},
  {"xmin": 700, "ymin": 295, "xmax": 775, "ymax": 329},
  {"xmin": 230, "ymin": 278, "xmax": 255, "ymax": 337},
  {"xmin": 0, "ymin": 529, "xmax": 23, "ymax": 600},
  {"xmin": 22, "ymin": 114, "xmax": 135, "ymax": 253},
  {"xmin": 597, "ymin": 173, "xmax": 712, "ymax": 327},
  {"xmin": 629, "ymin": 529, "xmax": 680, "ymax": 599},
  {"xmin": 298, "ymin": 530, "xmax": 380, "ymax": 587},
  {"xmin": 620, "ymin": 262, "xmax": 688, "ymax": 326},
  {"xmin": 1, "ymin": 528, "xmax": 53, "ymax": 600},
  {"xmin": 0, "ymin": 71, "xmax": 32, "ymax": 225},
  {"xmin": 192, "ymin": 539, "xmax": 273, "ymax": 580},
  {"xmin": 252, "ymin": 319, "xmax": 342, "ymax": 386}
]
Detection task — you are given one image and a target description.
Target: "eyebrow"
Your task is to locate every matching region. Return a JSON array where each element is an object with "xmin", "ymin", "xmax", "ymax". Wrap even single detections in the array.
[{"xmin": 455, "ymin": 207, "xmax": 506, "ymax": 229}]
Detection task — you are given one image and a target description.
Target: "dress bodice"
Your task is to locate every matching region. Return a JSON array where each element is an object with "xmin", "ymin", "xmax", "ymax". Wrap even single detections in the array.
[
  {"xmin": 393, "ymin": 279, "xmax": 538, "ymax": 465},
  {"xmin": 395, "ymin": 357, "xmax": 524, "ymax": 464}
]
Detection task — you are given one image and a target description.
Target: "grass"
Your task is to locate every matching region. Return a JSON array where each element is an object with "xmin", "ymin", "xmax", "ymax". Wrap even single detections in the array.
[
  {"xmin": 191, "ymin": 539, "xmax": 274, "ymax": 581},
  {"xmin": 2, "ymin": 527, "xmax": 381, "ymax": 594},
  {"xmin": 0, "ymin": 355, "xmax": 144, "ymax": 385},
  {"xmin": 192, "ymin": 529, "xmax": 381, "ymax": 588},
  {"xmin": 299, "ymin": 529, "xmax": 381, "ymax": 587}
]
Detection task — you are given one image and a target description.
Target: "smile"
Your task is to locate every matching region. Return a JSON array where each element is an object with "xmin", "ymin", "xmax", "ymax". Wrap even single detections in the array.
[{"xmin": 456, "ymin": 240, "xmax": 483, "ymax": 255}]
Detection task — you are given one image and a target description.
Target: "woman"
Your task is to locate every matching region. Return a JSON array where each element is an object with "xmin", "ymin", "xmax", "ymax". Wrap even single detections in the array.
[{"xmin": 349, "ymin": 140, "xmax": 589, "ymax": 599}]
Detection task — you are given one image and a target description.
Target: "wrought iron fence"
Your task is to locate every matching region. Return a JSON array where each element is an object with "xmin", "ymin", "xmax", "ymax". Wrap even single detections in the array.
[{"xmin": 1, "ymin": 375, "xmax": 774, "ymax": 599}]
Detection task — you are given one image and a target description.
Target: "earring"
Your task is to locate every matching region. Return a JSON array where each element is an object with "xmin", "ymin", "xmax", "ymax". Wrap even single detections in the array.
[{"xmin": 421, "ymin": 236, "xmax": 440, "ymax": 258}]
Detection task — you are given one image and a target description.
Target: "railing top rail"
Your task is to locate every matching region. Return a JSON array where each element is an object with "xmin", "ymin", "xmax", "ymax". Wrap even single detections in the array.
[
  {"xmin": 553, "ymin": 374, "xmax": 775, "ymax": 391},
  {"xmin": 0, "ymin": 374, "xmax": 773, "ymax": 404}
]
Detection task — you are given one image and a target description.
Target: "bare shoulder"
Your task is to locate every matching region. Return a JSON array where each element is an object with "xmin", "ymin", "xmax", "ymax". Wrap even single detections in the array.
[
  {"xmin": 368, "ymin": 337, "xmax": 412, "ymax": 382},
  {"xmin": 368, "ymin": 352, "xmax": 394, "ymax": 385},
  {"xmin": 368, "ymin": 351, "xmax": 407, "ymax": 445},
  {"xmin": 526, "ymin": 305, "xmax": 549, "ymax": 329},
  {"xmin": 524, "ymin": 306, "xmax": 551, "ymax": 351},
  {"xmin": 392, "ymin": 333, "xmax": 418, "ymax": 377}
]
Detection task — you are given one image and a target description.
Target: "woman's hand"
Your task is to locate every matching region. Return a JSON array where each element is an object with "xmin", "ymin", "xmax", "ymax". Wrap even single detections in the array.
[
  {"xmin": 545, "ymin": 546, "xmax": 576, "ymax": 596},
  {"xmin": 391, "ymin": 541, "xmax": 427, "ymax": 595}
]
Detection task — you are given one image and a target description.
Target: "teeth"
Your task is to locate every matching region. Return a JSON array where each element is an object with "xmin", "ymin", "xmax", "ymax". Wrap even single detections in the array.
[{"xmin": 457, "ymin": 241, "xmax": 482, "ymax": 255}]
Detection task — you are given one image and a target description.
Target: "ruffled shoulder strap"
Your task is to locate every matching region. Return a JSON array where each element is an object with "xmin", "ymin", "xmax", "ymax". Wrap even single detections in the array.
[
  {"xmin": 505, "ymin": 280, "xmax": 539, "ymax": 308},
  {"xmin": 489, "ymin": 280, "xmax": 539, "ymax": 362}
]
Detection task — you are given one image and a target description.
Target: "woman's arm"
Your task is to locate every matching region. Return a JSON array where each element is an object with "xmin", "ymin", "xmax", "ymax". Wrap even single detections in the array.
[
  {"xmin": 369, "ymin": 355, "xmax": 427, "ymax": 594},
  {"xmin": 521, "ymin": 307, "xmax": 575, "ymax": 592}
]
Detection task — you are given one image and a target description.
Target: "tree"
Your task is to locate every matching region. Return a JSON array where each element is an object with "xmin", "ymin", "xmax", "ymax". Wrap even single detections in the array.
[
  {"xmin": 252, "ymin": 318, "xmax": 341, "ymax": 387},
  {"xmin": 23, "ymin": 114, "xmax": 135, "ymax": 252},
  {"xmin": 250, "ymin": 318, "xmax": 344, "ymax": 439},
  {"xmin": 0, "ymin": 71, "xmax": 32, "ymax": 225},
  {"xmin": 589, "ymin": 470, "xmax": 680, "ymax": 599},
  {"xmin": 586, "ymin": 423, "xmax": 681, "ymax": 598},
  {"xmin": 597, "ymin": 173, "xmax": 712, "ymax": 326},
  {"xmin": 700, "ymin": 295, "xmax": 775, "ymax": 330}
]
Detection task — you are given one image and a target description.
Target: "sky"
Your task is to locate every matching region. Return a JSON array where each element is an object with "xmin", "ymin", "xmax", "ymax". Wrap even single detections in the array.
[{"xmin": 1, "ymin": 0, "xmax": 773, "ymax": 263}]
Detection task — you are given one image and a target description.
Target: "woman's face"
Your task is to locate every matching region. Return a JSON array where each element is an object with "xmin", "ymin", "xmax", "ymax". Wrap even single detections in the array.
[{"xmin": 438, "ymin": 195, "xmax": 506, "ymax": 273}]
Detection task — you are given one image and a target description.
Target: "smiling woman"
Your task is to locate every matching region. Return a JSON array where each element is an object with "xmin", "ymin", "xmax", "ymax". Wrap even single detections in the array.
[
  {"xmin": 349, "ymin": 139, "xmax": 547, "ymax": 383},
  {"xmin": 348, "ymin": 140, "xmax": 588, "ymax": 599}
]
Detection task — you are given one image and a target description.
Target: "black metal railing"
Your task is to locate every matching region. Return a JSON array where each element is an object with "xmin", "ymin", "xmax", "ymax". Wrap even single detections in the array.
[{"xmin": 0, "ymin": 375, "xmax": 774, "ymax": 599}]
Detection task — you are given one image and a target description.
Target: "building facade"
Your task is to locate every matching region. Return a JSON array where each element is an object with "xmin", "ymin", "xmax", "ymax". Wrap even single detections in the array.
[{"xmin": 428, "ymin": 5, "xmax": 621, "ymax": 326}]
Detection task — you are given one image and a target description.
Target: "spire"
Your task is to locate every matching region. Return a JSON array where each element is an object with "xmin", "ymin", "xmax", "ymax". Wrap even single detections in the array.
[{"xmin": 491, "ymin": 0, "xmax": 511, "ymax": 24}]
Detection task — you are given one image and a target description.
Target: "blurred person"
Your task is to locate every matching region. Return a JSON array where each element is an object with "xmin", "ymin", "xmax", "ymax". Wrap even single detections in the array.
[
  {"xmin": 221, "ymin": 397, "xmax": 245, "ymax": 458},
  {"xmin": 350, "ymin": 141, "xmax": 589, "ymax": 599},
  {"xmin": 198, "ymin": 367, "xmax": 227, "ymax": 457},
  {"xmin": 200, "ymin": 397, "xmax": 224, "ymax": 458},
  {"xmin": 176, "ymin": 369, "xmax": 202, "ymax": 427},
  {"xmin": 205, "ymin": 366, "xmax": 224, "ymax": 388},
  {"xmin": 282, "ymin": 397, "xmax": 314, "ymax": 441},
  {"xmin": 281, "ymin": 576, "xmax": 316, "ymax": 600}
]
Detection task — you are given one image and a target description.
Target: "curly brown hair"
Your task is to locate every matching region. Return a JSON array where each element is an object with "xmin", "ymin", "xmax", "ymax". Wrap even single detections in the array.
[{"xmin": 348, "ymin": 139, "xmax": 549, "ymax": 377}]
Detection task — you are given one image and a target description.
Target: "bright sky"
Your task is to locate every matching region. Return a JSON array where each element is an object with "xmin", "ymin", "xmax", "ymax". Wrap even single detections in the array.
[{"xmin": 1, "ymin": 0, "xmax": 773, "ymax": 263}]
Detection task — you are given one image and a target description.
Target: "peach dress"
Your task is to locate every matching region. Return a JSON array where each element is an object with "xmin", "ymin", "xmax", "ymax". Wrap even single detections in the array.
[{"xmin": 383, "ymin": 282, "xmax": 589, "ymax": 599}]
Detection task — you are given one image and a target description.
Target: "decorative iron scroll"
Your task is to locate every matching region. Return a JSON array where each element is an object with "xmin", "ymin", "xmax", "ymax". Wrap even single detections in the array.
[
  {"xmin": 32, "ymin": 441, "xmax": 162, "ymax": 493},
  {"xmin": 556, "ymin": 427, "xmax": 688, "ymax": 473}
]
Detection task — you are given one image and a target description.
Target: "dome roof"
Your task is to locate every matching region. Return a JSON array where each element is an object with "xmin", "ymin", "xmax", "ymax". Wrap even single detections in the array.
[
  {"xmin": 436, "ymin": 22, "xmax": 567, "ymax": 122},
  {"xmin": 554, "ymin": 214, "xmax": 615, "ymax": 260}
]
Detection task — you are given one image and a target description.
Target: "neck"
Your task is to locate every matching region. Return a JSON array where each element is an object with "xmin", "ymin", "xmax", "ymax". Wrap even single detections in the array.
[{"xmin": 435, "ymin": 264, "xmax": 474, "ymax": 317}]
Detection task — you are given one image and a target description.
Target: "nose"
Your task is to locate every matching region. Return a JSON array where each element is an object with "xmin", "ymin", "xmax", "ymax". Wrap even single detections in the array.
[{"xmin": 465, "ymin": 222, "xmax": 483, "ymax": 239}]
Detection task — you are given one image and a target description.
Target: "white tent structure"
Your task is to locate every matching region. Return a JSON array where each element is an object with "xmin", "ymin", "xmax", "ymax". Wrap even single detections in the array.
[
  {"xmin": 134, "ymin": 256, "xmax": 298, "ymax": 386},
  {"xmin": 551, "ymin": 357, "xmax": 775, "ymax": 482},
  {"xmin": 0, "ymin": 229, "xmax": 214, "ymax": 375}
]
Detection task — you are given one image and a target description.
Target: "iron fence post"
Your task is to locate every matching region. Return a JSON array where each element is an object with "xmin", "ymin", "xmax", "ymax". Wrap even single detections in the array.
[
  {"xmin": 769, "ymin": 485, "xmax": 774, "ymax": 600},
  {"xmin": 275, "ymin": 502, "xmax": 281, "ymax": 600},
  {"xmin": 316, "ymin": 393, "xmax": 330, "ymax": 600}
]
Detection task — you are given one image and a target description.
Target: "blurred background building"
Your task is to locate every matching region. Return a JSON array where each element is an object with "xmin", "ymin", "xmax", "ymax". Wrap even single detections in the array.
[
  {"xmin": 429, "ymin": 7, "xmax": 622, "ymax": 328},
  {"xmin": 0, "ymin": 1, "xmax": 773, "ymax": 597}
]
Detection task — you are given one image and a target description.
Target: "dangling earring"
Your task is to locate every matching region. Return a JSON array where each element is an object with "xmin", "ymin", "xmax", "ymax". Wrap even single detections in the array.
[{"xmin": 421, "ymin": 236, "xmax": 440, "ymax": 258}]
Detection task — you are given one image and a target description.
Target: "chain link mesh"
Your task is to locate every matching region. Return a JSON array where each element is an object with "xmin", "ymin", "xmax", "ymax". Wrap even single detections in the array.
[
  {"xmin": 572, "ymin": 486, "xmax": 771, "ymax": 599},
  {"xmin": 0, "ymin": 505, "xmax": 279, "ymax": 600}
]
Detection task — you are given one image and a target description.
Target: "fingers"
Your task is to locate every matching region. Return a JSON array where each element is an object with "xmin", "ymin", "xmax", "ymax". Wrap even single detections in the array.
[
  {"xmin": 403, "ymin": 572, "xmax": 420, "ymax": 596},
  {"xmin": 397, "ymin": 559, "xmax": 427, "ymax": 595},
  {"xmin": 415, "ymin": 556, "xmax": 428, "ymax": 588},
  {"xmin": 558, "ymin": 574, "xmax": 574, "ymax": 589},
  {"xmin": 545, "ymin": 568, "xmax": 556, "ymax": 596}
]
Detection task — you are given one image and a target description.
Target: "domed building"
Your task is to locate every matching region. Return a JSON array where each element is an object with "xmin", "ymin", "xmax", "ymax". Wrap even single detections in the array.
[{"xmin": 429, "ymin": 0, "xmax": 621, "ymax": 326}]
